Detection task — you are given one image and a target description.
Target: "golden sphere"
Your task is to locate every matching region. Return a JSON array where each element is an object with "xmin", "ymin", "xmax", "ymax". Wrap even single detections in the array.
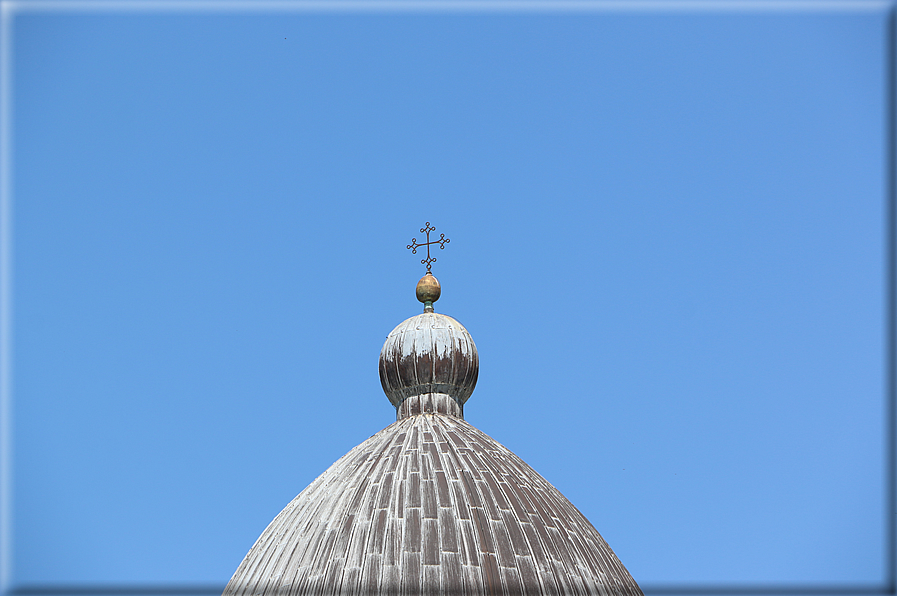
[{"xmin": 416, "ymin": 273, "xmax": 441, "ymax": 304}]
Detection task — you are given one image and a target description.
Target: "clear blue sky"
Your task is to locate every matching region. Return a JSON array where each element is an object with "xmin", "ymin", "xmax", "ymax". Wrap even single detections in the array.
[{"xmin": 4, "ymin": 1, "xmax": 892, "ymax": 591}]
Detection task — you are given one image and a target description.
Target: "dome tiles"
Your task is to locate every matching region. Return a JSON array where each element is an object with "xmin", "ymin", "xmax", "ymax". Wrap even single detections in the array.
[{"xmin": 224, "ymin": 412, "xmax": 641, "ymax": 596}]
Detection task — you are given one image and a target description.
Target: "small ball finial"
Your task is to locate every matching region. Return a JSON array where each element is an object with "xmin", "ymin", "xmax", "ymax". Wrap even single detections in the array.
[{"xmin": 416, "ymin": 273, "xmax": 441, "ymax": 312}]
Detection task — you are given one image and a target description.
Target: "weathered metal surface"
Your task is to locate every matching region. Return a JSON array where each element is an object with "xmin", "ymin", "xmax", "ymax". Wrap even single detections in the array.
[
  {"xmin": 416, "ymin": 273, "xmax": 441, "ymax": 310},
  {"xmin": 397, "ymin": 392, "xmax": 463, "ymax": 420},
  {"xmin": 380, "ymin": 313, "xmax": 478, "ymax": 412},
  {"xmin": 223, "ymin": 412, "xmax": 643, "ymax": 596},
  {"xmin": 225, "ymin": 274, "xmax": 640, "ymax": 594}
]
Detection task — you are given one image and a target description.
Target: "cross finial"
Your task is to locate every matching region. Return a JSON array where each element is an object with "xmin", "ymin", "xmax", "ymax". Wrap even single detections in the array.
[{"xmin": 407, "ymin": 222, "xmax": 450, "ymax": 274}]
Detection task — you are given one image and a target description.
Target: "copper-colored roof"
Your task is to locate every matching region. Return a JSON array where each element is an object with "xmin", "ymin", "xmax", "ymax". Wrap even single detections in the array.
[{"xmin": 224, "ymin": 310, "xmax": 642, "ymax": 595}]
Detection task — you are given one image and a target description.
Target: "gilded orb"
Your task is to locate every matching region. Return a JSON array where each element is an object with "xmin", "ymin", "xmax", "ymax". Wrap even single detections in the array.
[{"xmin": 415, "ymin": 273, "xmax": 441, "ymax": 306}]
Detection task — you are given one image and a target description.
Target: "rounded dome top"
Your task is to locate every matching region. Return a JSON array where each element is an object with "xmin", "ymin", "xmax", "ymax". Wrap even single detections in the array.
[
  {"xmin": 223, "ymin": 413, "xmax": 643, "ymax": 596},
  {"xmin": 379, "ymin": 312, "xmax": 478, "ymax": 414}
]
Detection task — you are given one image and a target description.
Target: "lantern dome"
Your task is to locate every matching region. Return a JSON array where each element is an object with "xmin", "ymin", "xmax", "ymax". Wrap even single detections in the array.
[{"xmin": 379, "ymin": 312, "xmax": 478, "ymax": 419}]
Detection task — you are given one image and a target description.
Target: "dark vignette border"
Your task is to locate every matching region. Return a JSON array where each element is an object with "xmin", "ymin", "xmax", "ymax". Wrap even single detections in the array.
[
  {"xmin": 2, "ymin": 583, "xmax": 895, "ymax": 596},
  {"xmin": 4, "ymin": 4, "xmax": 896, "ymax": 596}
]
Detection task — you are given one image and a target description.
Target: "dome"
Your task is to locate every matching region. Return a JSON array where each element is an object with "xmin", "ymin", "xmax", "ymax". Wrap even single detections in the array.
[
  {"xmin": 223, "ymin": 259, "xmax": 642, "ymax": 595},
  {"xmin": 379, "ymin": 312, "xmax": 478, "ymax": 418},
  {"xmin": 223, "ymin": 413, "xmax": 642, "ymax": 596}
]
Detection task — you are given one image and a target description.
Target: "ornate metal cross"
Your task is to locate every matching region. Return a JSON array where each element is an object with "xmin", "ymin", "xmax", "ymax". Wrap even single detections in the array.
[{"xmin": 407, "ymin": 222, "xmax": 450, "ymax": 274}]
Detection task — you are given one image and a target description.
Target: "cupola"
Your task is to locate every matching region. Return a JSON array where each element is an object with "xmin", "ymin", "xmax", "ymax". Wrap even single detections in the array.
[{"xmin": 379, "ymin": 273, "xmax": 478, "ymax": 420}]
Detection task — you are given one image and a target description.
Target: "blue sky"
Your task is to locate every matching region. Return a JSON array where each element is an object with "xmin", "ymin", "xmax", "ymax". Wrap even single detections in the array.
[{"xmin": 3, "ymin": 1, "xmax": 893, "ymax": 591}]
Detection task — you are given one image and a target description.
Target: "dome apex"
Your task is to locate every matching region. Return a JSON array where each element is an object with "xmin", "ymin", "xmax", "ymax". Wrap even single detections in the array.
[
  {"xmin": 379, "ymin": 312, "xmax": 478, "ymax": 419},
  {"xmin": 223, "ymin": 229, "xmax": 642, "ymax": 596},
  {"xmin": 416, "ymin": 273, "xmax": 441, "ymax": 311}
]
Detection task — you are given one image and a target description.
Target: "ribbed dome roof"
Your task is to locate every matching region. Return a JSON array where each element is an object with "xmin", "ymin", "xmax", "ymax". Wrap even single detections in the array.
[
  {"xmin": 223, "ymin": 412, "xmax": 641, "ymax": 595},
  {"xmin": 224, "ymin": 270, "xmax": 641, "ymax": 595}
]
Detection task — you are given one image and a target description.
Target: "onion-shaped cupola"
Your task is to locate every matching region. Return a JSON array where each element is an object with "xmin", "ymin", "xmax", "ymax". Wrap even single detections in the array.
[
  {"xmin": 379, "ymin": 272, "xmax": 478, "ymax": 420},
  {"xmin": 380, "ymin": 222, "xmax": 478, "ymax": 420}
]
